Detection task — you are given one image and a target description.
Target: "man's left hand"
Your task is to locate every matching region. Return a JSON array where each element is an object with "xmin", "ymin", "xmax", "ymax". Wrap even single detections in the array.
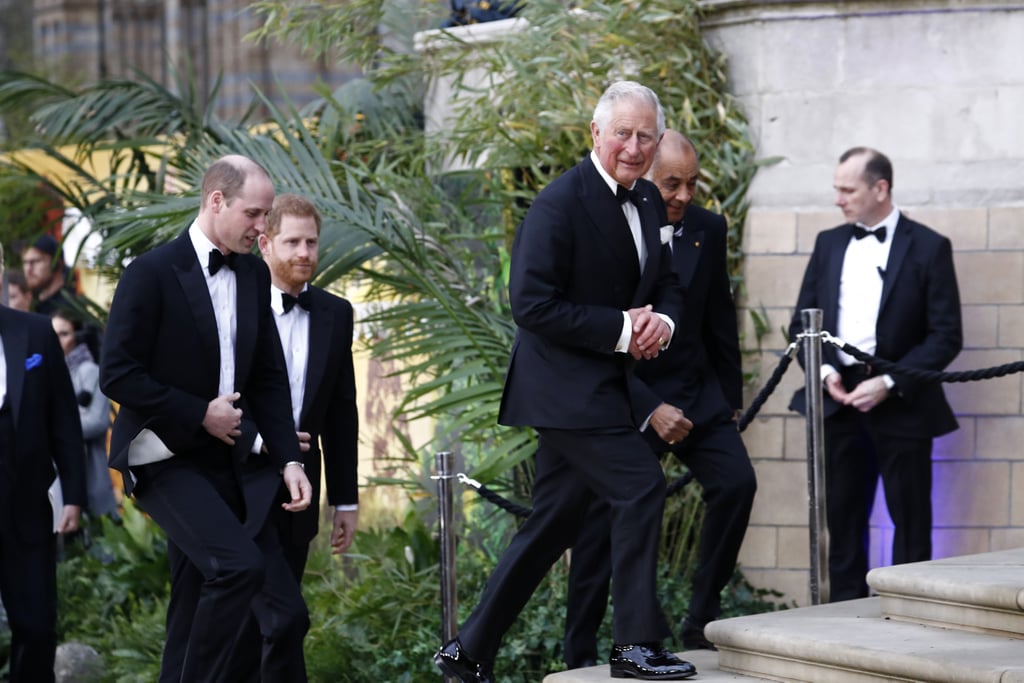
[
  {"xmin": 281, "ymin": 464, "xmax": 313, "ymax": 512},
  {"xmin": 331, "ymin": 509, "xmax": 359, "ymax": 555},
  {"xmin": 627, "ymin": 306, "xmax": 670, "ymax": 360},
  {"xmin": 56, "ymin": 504, "xmax": 82, "ymax": 534}
]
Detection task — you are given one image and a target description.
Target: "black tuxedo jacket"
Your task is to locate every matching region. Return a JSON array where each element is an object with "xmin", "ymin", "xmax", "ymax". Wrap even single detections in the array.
[
  {"xmin": 498, "ymin": 155, "xmax": 683, "ymax": 429},
  {"xmin": 0, "ymin": 307, "xmax": 85, "ymax": 542},
  {"xmin": 788, "ymin": 213, "xmax": 962, "ymax": 437},
  {"xmin": 629, "ymin": 205, "xmax": 741, "ymax": 427},
  {"xmin": 278, "ymin": 285, "xmax": 358, "ymax": 545},
  {"xmin": 101, "ymin": 229, "xmax": 300, "ymax": 495}
]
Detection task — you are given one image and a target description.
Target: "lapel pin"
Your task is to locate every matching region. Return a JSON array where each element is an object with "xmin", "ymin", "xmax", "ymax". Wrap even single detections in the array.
[{"xmin": 25, "ymin": 353, "xmax": 42, "ymax": 370}]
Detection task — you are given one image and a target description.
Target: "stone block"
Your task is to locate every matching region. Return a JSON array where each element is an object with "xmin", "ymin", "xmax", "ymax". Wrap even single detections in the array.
[
  {"xmin": 738, "ymin": 306, "xmax": 792, "ymax": 353},
  {"xmin": 989, "ymin": 206, "xmax": 1024, "ymax": 249},
  {"xmin": 737, "ymin": 525, "xmax": 777, "ymax": 569},
  {"xmin": 783, "ymin": 416, "xmax": 807, "ymax": 462},
  {"xmin": 932, "ymin": 419, "xmax": 975, "ymax": 461},
  {"xmin": 933, "ymin": 460, "xmax": 1011, "ymax": 527},
  {"xmin": 796, "ymin": 211, "xmax": 838, "ymax": 253},
  {"xmin": 945, "ymin": 349, "xmax": 1022, "ymax": 416},
  {"xmin": 953, "ymin": 251, "xmax": 1024, "ymax": 305},
  {"xmin": 740, "ymin": 417, "xmax": 783, "ymax": 461},
  {"xmin": 749, "ymin": 460, "xmax": 808, "ymax": 526},
  {"xmin": 777, "ymin": 526, "xmax": 810, "ymax": 569},
  {"xmin": 901, "ymin": 207, "xmax": 988, "ymax": 251},
  {"xmin": 990, "ymin": 528, "xmax": 1024, "ymax": 551},
  {"xmin": 744, "ymin": 254, "xmax": 808, "ymax": 309},
  {"xmin": 977, "ymin": 416, "xmax": 1024, "ymax": 461},
  {"xmin": 748, "ymin": 357, "xmax": 803, "ymax": 418},
  {"xmin": 1011, "ymin": 463, "xmax": 1024, "ymax": 525},
  {"xmin": 738, "ymin": 568, "xmax": 809, "ymax": 608},
  {"xmin": 997, "ymin": 305, "xmax": 1024, "ymax": 348},
  {"xmin": 961, "ymin": 305, "xmax": 997, "ymax": 349},
  {"xmin": 744, "ymin": 210, "xmax": 797, "ymax": 254},
  {"xmin": 932, "ymin": 527, "xmax": 991, "ymax": 561}
]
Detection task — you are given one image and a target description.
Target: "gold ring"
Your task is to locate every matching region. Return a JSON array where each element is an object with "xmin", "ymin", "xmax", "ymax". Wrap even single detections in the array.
[{"xmin": 657, "ymin": 336, "xmax": 666, "ymax": 346}]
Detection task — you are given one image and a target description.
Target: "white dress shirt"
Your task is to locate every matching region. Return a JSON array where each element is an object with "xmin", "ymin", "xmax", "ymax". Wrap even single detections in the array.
[
  {"xmin": 588, "ymin": 151, "xmax": 675, "ymax": 352},
  {"xmin": 0, "ymin": 329, "xmax": 6, "ymax": 408},
  {"xmin": 270, "ymin": 284, "xmax": 310, "ymax": 431},
  {"xmin": 189, "ymin": 223, "xmax": 238, "ymax": 396},
  {"xmin": 823, "ymin": 205, "xmax": 900, "ymax": 385}
]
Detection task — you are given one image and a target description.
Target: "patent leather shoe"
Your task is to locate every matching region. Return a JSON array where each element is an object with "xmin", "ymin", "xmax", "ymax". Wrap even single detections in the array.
[
  {"xmin": 680, "ymin": 618, "xmax": 717, "ymax": 651},
  {"xmin": 434, "ymin": 638, "xmax": 495, "ymax": 683},
  {"xmin": 609, "ymin": 643, "xmax": 697, "ymax": 680}
]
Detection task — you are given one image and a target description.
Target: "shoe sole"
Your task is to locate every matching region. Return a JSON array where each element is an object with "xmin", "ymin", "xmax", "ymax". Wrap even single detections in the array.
[
  {"xmin": 610, "ymin": 665, "xmax": 698, "ymax": 680},
  {"xmin": 434, "ymin": 654, "xmax": 472, "ymax": 683}
]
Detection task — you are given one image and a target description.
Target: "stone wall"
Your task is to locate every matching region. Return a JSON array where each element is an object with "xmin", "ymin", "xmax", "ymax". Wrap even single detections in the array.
[{"xmin": 701, "ymin": 0, "xmax": 1024, "ymax": 605}]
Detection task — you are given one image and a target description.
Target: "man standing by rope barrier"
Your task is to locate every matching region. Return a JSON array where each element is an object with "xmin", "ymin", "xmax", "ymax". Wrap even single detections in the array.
[
  {"xmin": 434, "ymin": 81, "xmax": 696, "ymax": 681},
  {"xmin": 788, "ymin": 147, "xmax": 962, "ymax": 602},
  {"xmin": 562, "ymin": 130, "xmax": 757, "ymax": 666}
]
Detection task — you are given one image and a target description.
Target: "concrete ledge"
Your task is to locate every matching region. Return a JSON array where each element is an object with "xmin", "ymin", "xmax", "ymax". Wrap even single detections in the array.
[
  {"xmin": 707, "ymin": 599, "xmax": 1024, "ymax": 683},
  {"xmin": 542, "ymin": 649, "xmax": 774, "ymax": 682},
  {"xmin": 868, "ymin": 548, "xmax": 1024, "ymax": 637}
]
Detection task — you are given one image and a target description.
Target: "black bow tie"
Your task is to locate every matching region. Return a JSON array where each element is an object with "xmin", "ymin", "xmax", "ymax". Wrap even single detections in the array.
[
  {"xmin": 208, "ymin": 249, "xmax": 238, "ymax": 275},
  {"xmin": 852, "ymin": 225, "xmax": 886, "ymax": 242},
  {"xmin": 616, "ymin": 185, "xmax": 642, "ymax": 208},
  {"xmin": 282, "ymin": 290, "xmax": 312, "ymax": 313}
]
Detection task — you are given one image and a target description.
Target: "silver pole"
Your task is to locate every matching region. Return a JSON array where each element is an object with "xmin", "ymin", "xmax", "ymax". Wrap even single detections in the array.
[
  {"xmin": 801, "ymin": 308, "xmax": 830, "ymax": 604},
  {"xmin": 436, "ymin": 451, "xmax": 458, "ymax": 660}
]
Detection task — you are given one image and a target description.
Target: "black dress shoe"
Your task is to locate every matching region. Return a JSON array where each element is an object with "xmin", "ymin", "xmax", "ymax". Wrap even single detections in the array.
[
  {"xmin": 609, "ymin": 643, "xmax": 697, "ymax": 680},
  {"xmin": 680, "ymin": 619, "xmax": 717, "ymax": 651},
  {"xmin": 434, "ymin": 638, "xmax": 495, "ymax": 683}
]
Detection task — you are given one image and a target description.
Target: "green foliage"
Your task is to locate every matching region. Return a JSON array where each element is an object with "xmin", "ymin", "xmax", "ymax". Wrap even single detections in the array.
[{"xmin": 55, "ymin": 499, "xmax": 168, "ymax": 681}]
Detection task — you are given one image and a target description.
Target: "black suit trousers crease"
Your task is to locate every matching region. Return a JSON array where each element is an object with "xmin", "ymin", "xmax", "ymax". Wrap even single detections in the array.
[
  {"xmin": 563, "ymin": 412, "xmax": 755, "ymax": 666},
  {"xmin": 458, "ymin": 427, "xmax": 671, "ymax": 664},
  {"xmin": 136, "ymin": 457, "xmax": 308, "ymax": 683},
  {"xmin": 824, "ymin": 404, "xmax": 933, "ymax": 602}
]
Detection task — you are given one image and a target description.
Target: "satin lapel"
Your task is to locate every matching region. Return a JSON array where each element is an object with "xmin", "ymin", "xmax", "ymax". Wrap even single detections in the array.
[
  {"xmin": 0, "ymin": 308, "xmax": 27, "ymax": 425},
  {"xmin": 673, "ymin": 229, "xmax": 704, "ymax": 289},
  {"xmin": 823, "ymin": 228, "xmax": 853, "ymax": 334},
  {"xmin": 232, "ymin": 257, "xmax": 258, "ymax": 391},
  {"xmin": 301, "ymin": 288, "xmax": 332, "ymax": 424},
  {"xmin": 879, "ymin": 216, "xmax": 912, "ymax": 313},
  {"xmin": 171, "ymin": 237, "xmax": 220, "ymax": 374},
  {"xmin": 635, "ymin": 191, "xmax": 663, "ymax": 294},
  {"xmin": 578, "ymin": 158, "xmax": 641, "ymax": 280}
]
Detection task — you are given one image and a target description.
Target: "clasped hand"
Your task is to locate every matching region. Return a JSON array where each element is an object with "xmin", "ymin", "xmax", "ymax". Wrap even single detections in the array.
[
  {"xmin": 825, "ymin": 374, "xmax": 889, "ymax": 413},
  {"xmin": 627, "ymin": 305, "xmax": 670, "ymax": 360}
]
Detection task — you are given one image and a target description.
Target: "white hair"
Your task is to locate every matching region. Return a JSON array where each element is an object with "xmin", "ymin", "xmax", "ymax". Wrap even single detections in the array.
[{"xmin": 592, "ymin": 81, "xmax": 665, "ymax": 137}]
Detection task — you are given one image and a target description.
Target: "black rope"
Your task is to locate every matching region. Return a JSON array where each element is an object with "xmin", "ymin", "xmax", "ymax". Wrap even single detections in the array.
[
  {"xmin": 834, "ymin": 338, "xmax": 1024, "ymax": 383},
  {"xmin": 473, "ymin": 482, "xmax": 532, "ymax": 519},
  {"xmin": 737, "ymin": 345, "xmax": 798, "ymax": 433}
]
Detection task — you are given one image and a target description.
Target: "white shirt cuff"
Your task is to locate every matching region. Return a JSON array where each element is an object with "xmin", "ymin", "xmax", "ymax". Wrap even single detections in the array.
[
  {"xmin": 614, "ymin": 312, "xmax": 632, "ymax": 353},
  {"xmin": 252, "ymin": 433, "xmax": 264, "ymax": 455}
]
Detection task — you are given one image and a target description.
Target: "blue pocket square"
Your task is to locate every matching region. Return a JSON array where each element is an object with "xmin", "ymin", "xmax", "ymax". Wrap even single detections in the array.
[{"xmin": 25, "ymin": 353, "xmax": 42, "ymax": 371}]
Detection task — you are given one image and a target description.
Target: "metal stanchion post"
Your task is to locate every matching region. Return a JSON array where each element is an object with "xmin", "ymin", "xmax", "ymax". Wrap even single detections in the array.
[
  {"xmin": 436, "ymin": 451, "xmax": 457, "ymax": 681},
  {"xmin": 801, "ymin": 308, "xmax": 830, "ymax": 604}
]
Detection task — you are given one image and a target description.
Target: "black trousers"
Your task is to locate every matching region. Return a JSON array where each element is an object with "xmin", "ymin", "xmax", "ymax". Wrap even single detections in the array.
[
  {"xmin": 135, "ymin": 457, "xmax": 308, "ymax": 683},
  {"xmin": 0, "ymin": 406, "xmax": 59, "ymax": 683},
  {"xmin": 824, "ymin": 403, "xmax": 933, "ymax": 602},
  {"xmin": 563, "ymin": 416, "xmax": 755, "ymax": 667},
  {"xmin": 458, "ymin": 427, "xmax": 671, "ymax": 665}
]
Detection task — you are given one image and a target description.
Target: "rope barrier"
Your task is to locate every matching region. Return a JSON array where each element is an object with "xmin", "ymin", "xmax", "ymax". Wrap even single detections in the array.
[{"xmin": 453, "ymin": 330, "xmax": 1024, "ymax": 518}]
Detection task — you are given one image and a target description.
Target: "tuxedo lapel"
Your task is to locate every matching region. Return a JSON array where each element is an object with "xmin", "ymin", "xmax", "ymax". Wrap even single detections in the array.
[
  {"xmin": 232, "ymin": 257, "xmax": 259, "ymax": 391},
  {"xmin": 879, "ymin": 215, "xmax": 912, "ymax": 313},
  {"xmin": 0, "ymin": 308, "xmax": 27, "ymax": 425},
  {"xmin": 578, "ymin": 158, "xmax": 642, "ymax": 281},
  {"xmin": 171, "ymin": 236, "xmax": 221, "ymax": 373},
  {"xmin": 301, "ymin": 288, "xmax": 332, "ymax": 424},
  {"xmin": 672, "ymin": 227, "xmax": 704, "ymax": 289}
]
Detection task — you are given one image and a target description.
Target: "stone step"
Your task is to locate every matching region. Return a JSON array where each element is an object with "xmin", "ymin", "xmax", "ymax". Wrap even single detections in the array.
[
  {"xmin": 706, "ymin": 597, "xmax": 1024, "ymax": 683},
  {"xmin": 542, "ymin": 649, "xmax": 776, "ymax": 682},
  {"xmin": 868, "ymin": 547, "xmax": 1024, "ymax": 639}
]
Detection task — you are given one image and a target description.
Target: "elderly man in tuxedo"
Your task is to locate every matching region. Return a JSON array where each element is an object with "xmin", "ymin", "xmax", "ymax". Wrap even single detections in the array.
[
  {"xmin": 434, "ymin": 81, "xmax": 696, "ymax": 682},
  {"xmin": 0, "ymin": 243, "xmax": 85, "ymax": 682},
  {"xmin": 789, "ymin": 147, "xmax": 962, "ymax": 601},
  {"xmin": 101, "ymin": 155, "xmax": 313, "ymax": 682},
  {"xmin": 563, "ymin": 131, "xmax": 757, "ymax": 667}
]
